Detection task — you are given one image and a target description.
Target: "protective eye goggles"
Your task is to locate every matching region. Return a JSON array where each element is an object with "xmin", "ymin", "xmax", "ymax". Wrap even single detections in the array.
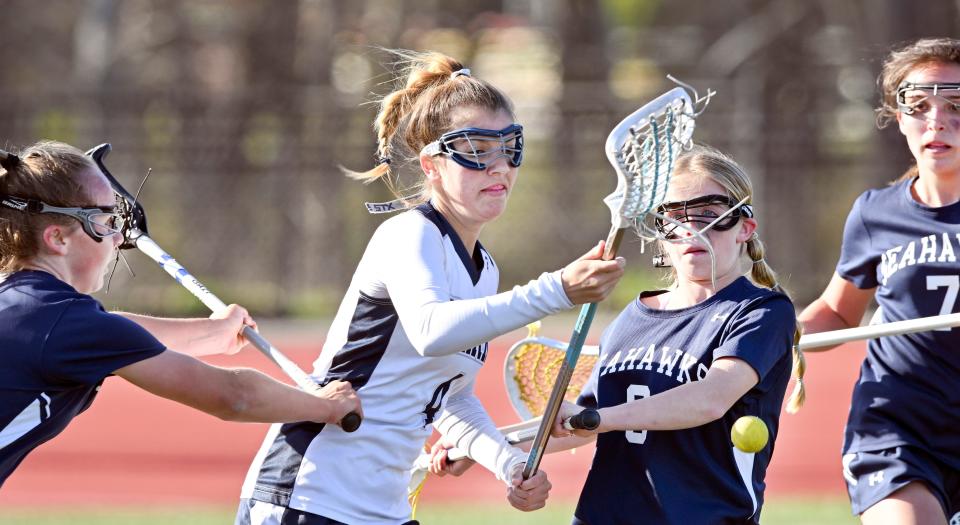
[
  {"xmin": 0, "ymin": 194, "xmax": 127, "ymax": 242},
  {"xmin": 654, "ymin": 194, "xmax": 753, "ymax": 240},
  {"xmin": 896, "ymin": 82, "xmax": 960, "ymax": 115},
  {"xmin": 422, "ymin": 123, "xmax": 523, "ymax": 170}
]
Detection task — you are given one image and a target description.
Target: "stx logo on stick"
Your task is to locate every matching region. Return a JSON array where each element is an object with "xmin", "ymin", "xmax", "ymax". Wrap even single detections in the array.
[{"xmin": 157, "ymin": 254, "xmax": 211, "ymax": 294}]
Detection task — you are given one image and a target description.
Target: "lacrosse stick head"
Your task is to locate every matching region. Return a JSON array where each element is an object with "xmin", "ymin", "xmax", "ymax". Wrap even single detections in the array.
[
  {"xmin": 503, "ymin": 334, "xmax": 600, "ymax": 420},
  {"xmin": 603, "ymin": 87, "xmax": 697, "ymax": 231},
  {"xmin": 85, "ymin": 143, "xmax": 147, "ymax": 249}
]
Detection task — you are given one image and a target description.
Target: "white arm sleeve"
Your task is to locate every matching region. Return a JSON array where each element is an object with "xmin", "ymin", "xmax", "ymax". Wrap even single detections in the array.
[
  {"xmin": 378, "ymin": 214, "xmax": 574, "ymax": 356},
  {"xmin": 433, "ymin": 380, "xmax": 525, "ymax": 485}
]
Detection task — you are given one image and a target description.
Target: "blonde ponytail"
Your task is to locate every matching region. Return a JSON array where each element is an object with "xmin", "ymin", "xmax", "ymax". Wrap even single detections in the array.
[{"xmin": 746, "ymin": 233, "xmax": 806, "ymax": 413}]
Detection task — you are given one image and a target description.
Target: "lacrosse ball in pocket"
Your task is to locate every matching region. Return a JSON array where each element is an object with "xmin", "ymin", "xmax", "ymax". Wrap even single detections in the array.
[{"xmin": 731, "ymin": 416, "xmax": 768, "ymax": 453}]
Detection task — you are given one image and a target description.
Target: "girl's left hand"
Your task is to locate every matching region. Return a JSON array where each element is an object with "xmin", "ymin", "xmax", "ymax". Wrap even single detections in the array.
[
  {"xmin": 552, "ymin": 401, "xmax": 601, "ymax": 438},
  {"xmin": 209, "ymin": 304, "xmax": 257, "ymax": 355},
  {"xmin": 427, "ymin": 438, "xmax": 476, "ymax": 477}
]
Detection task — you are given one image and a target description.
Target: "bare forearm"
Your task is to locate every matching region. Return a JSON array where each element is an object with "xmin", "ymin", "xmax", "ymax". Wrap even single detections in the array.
[
  {"xmin": 797, "ymin": 298, "xmax": 859, "ymax": 352},
  {"xmin": 221, "ymin": 368, "xmax": 332, "ymax": 423},
  {"xmin": 798, "ymin": 298, "xmax": 856, "ymax": 334},
  {"xmin": 116, "ymin": 312, "xmax": 226, "ymax": 356},
  {"xmin": 797, "ymin": 273, "xmax": 874, "ymax": 353},
  {"xmin": 600, "ymin": 382, "xmax": 727, "ymax": 432},
  {"xmin": 116, "ymin": 352, "xmax": 333, "ymax": 424}
]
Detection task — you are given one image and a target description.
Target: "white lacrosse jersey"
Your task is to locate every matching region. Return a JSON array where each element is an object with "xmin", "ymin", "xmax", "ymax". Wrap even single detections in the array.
[{"xmin": 239, "ymin": 202, "xmax": 573, "ymax": 525}]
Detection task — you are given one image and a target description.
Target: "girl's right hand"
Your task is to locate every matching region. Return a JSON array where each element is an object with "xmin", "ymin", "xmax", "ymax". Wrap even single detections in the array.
[
  {"xmin": 315, "ymin": 380, "xmax": 362, "ymax": 424},
  {"xmin": 560, "ymin": 241, "xmax": 625, "ymax": 305}
]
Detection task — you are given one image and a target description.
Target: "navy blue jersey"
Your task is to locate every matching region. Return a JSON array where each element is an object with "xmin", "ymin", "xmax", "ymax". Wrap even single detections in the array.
[
  {"xmin": 574, "ymin": 277, "xmax": 795, "ymax": 525},
  {"xmin": 837, "ymin": 178, "xmax": 960, "ymax": 462},
  {"xmin": 0, "ymin": 270, "xmax": 165, "ymax": 486}
]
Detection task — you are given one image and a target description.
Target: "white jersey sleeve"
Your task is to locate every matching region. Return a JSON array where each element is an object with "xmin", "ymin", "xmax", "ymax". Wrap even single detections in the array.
[
  {"xmin": 433, "ymin": 378, "xmax": 526, "ymax": 484},
  {"xmin": 375, "ymin": 211, "xmax": 573, "ymax": 356}
]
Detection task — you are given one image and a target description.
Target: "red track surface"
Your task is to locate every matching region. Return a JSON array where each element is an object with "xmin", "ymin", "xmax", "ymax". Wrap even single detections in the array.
[{"xmin": 0, "ymin": 334, "xmax": 863, "ymax": 507}]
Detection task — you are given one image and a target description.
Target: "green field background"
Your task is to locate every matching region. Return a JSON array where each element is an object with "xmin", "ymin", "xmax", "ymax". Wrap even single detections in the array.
[{"xmin": 0, "ymin": 497, "xmax": 857, "ymax": 525}]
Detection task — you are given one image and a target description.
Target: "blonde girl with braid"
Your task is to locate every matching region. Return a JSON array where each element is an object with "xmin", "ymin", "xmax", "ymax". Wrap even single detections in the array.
[
  {"xmin": 236, "ymin": 50, "xmax": 625, "ymax": 525},
  {"xmin": 545, "ymin": 144, "xmax": 802, "ymax": 525}
]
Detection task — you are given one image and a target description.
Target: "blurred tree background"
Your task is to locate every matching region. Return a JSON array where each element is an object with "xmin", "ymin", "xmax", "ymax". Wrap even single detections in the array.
[{"xmin": 0, "ymin": 0, "xmax": 956, "ymax": 317}]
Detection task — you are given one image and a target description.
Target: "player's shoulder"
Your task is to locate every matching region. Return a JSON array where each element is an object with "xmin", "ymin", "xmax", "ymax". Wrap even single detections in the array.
[
  {"xmin": 375, "ymin": 204, "xmax": 444, "ymax": 238},
  {"xmin": 0, "ymin": 270, "xmax": 91, "ymax": 319},
  {"xmin": 854, "ymin": 178, "xmax": 908, "ymax": 209},
  {"xmin": 728, "ymin": 278, "xmax": 794, "ymax": 314}
]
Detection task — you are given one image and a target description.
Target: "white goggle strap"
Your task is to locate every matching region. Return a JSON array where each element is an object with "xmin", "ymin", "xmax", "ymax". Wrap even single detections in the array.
[{"xmin": 364, "ymin": 195, "xmax": 419, "ymax": 214}]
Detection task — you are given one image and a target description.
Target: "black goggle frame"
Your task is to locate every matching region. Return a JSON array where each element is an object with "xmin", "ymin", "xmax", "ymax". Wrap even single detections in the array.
[{"xmin": 654, "ymin": 194, "xmax": 753, "ymax": 240}]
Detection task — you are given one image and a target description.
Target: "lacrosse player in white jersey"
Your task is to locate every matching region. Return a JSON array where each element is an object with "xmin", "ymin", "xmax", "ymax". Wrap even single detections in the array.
[{"xmin": 236, "ymin": 50, "xmax": 626, "ymax": 525}]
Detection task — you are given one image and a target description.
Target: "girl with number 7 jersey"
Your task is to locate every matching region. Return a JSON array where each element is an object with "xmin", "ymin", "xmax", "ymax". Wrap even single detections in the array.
[
  {"xmin": 235, "ymin": 50, "xmax": 625, "ymax": 525},
  {"xmin": 800, "ymin": 38, "xmax": 960, "ymax": 525}
]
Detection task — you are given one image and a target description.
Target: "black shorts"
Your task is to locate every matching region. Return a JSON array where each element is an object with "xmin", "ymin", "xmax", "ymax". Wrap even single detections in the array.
[
  {"xmin": 235, "ymin": 499, "xmax": 419, "ymax": 525},
  {"xmin": 843, "ymin": 445, "xmax": 960, "ymax": 520}
]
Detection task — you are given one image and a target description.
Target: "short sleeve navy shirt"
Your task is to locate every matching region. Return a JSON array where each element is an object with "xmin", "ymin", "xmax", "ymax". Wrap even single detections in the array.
[
  {"xmin": 574, "ymin": 277, "xmax": 795, "ymax": 524},
  {"xmin": 837, "ymin": 179, "xmax": 960, "ymax": 460},
  {"xmin": 0, "ymin": 271, "xmax": 165, "ymax": 485}
]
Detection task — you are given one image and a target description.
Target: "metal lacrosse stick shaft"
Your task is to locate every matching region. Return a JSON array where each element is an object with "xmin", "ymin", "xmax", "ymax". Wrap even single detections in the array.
[
  {"xmin": 520, "ymin": 85, "xmax": 700, "ymax": 479},
  {"xmin": 522, "ymin": 226, "xmax": 624, "ymax": 479},
  {"xmin": 798, "ymin": 312, "xmax": 960, "ymax": 350},
  {"xmin": 85, "ymin": 142, "xmax": 360, "ymax": 431},
  {"xmin": 134, "ymin": 233, "xmax": 362, "ymax": 433}
]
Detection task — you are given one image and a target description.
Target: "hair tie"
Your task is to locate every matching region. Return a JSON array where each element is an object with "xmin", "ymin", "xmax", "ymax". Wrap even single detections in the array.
[
  {"xmin": 451, "ymin": 68, "xmax": 471, "ymax": 79},
  {"xmin": 0, "ymin": 150, "xmax": 21, "ymax": 172},
  {"xmin": 751, "ymin": 256, "xmax": 765, "ymax": 264},
  {"xmin": 376, "ymin": 157, "xmax": 391, "ymax": 166}
]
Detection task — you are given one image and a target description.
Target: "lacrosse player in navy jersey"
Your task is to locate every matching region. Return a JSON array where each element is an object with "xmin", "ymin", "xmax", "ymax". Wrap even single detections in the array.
[
  {"xmin": 236, "ymin": 50, "xmax": 625, "ymax": 525},
  {"xmin": 0, "ymin": 141, "xmax": 361, "ymax": 488},
  {"xmin": 548, "ymin": 145, "xmax": 806, "ymax": 525},
  {"xmin": 800, "ymin": 38, "xmax": 960, "ymax": 525}
]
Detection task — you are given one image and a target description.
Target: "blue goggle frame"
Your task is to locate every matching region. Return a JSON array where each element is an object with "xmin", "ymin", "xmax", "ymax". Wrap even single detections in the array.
[{"xmin": 422, "ymin": 123, "xmax": 523, "ymax": 170}]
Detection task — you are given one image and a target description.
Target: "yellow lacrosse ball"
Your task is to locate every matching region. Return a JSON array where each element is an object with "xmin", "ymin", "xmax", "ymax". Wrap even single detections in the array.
[{"xmin": 731, "ymin": 416, "xmax": 769, "ymax": 453}]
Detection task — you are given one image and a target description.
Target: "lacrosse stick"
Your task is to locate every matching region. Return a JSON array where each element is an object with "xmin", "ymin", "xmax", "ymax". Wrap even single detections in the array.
[
  {"xmin": 522, "ymin": 82, "xmax": 708, "ymax": 479},
  {"xmin": 798, "ymin": 311, "xmax": 960, "ymax": 350},
  {"xmin": 86, "ymin": 143, "xmax": 361, "ymax": 433},
  {"xmin": 503, "ymin": 321, "xmax": 599, "ymax": 421},
  {"xmin": 409, "ymin": 322, "xmax": 598, "ymax": 474},
  {"xmin": 507, "ymin": 312, "xmax": 960, "ymax": 421}
]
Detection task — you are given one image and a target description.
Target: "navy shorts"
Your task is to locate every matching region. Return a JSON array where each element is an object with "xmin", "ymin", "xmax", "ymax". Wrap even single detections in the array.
[
  {"xmin": 843, "ymin": 445, "xmax": 960, "ymax": 521},
  {"xmin": 236, "ymin": 499, "xmax": 419, "ymax": 525}
]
